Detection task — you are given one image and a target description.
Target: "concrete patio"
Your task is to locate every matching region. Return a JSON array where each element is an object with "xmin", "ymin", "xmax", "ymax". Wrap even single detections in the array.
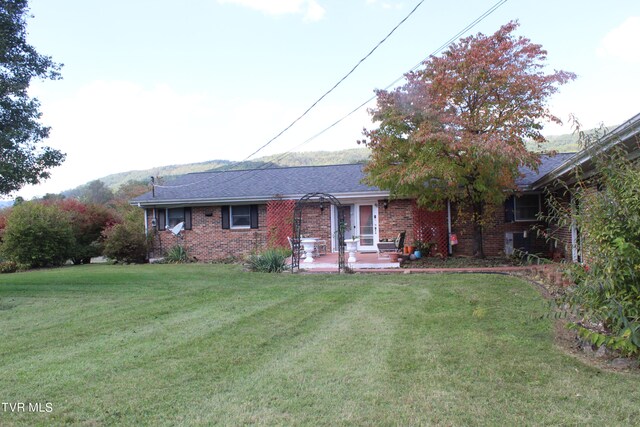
[{"xmin": 293, "ymin": 251, "xmax": 401, "ymax": 271}]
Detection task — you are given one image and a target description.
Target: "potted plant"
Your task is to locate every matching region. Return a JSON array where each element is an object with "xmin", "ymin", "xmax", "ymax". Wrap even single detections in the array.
[
  {"xmin": 413, "ymin": 240, "xmax": 426, "ymax": 259},
  {"xmin": 388, "ymin": 252, "xmax": 401, "ymax": 262}
]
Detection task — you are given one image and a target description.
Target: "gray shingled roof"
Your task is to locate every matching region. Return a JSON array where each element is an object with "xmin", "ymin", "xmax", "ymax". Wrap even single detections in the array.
[
  {"xmin": 132, "ymin": 164, "xmax": 381, "ymax": 205},
  {"xmin": 516, "ymin": 153, "xmax": 576, "ymax": 188},
  {"xmin": 132, "ymin": 155, "xmax": 577, "ymax": 205}
]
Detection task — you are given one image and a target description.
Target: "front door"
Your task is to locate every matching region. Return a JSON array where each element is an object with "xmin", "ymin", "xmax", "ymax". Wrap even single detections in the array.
[
  {"xmin": 355, "ymin": 204, "xmax": 378, "ymax": 251},
  {"xmin": 330, "ymin": 203, "xmax": 379, "ymax": 252}
]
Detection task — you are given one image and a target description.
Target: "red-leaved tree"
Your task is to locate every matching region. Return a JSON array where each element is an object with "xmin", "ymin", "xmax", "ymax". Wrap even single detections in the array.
[
  {"xmin": 360, "ymin": 21, "xmax": 575, "ymax": 257},
  {"xmin": 50, "ymin": 199, "xmax": 117, "ymax": 264}
]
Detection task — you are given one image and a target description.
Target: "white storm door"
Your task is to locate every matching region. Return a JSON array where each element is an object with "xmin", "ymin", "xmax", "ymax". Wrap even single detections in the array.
[{"xmin": 356, "ymin": 204, "xmax": 378, "ymax": 251}]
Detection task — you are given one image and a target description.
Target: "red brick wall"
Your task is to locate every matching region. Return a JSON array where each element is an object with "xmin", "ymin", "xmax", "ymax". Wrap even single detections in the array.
[
  {"xmin": 450, "ymin": 203, "xmax": 549, "ymax": 257},
  {"xmin": 297, "ymin": 203, "xmax": 332, "ymax": 247},
  {"xmin": 147, "ymin": 206, "xmax": 268, "ymax": 261},
  {"xmin": 378, "ymin": 199, "xmax": 414, "ymax": 243},
  {"xmin": 145, "ymin": 195, "xmax": 561, "ymax": 261}
]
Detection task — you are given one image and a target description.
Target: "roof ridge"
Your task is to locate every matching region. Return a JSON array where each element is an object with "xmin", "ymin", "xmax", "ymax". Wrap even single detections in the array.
[{"xmin": 183, "ymin": 162, "xmax": 366, "ymax": 176}]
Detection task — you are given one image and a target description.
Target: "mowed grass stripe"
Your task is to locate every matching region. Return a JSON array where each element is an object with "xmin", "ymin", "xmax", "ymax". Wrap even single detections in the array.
[{"xmin": 0, "ymin": 266, "xmax": 639, "ymax": 426}]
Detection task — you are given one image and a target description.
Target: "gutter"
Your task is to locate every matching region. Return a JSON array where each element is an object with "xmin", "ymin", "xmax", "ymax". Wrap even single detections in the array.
[
  {"xmin": 530, "ymin": 113, "xmax": 640, "ymax": 190},
  {"xmin": 130, "ymin": 191, "xmax": 392, "ymax": 208}
]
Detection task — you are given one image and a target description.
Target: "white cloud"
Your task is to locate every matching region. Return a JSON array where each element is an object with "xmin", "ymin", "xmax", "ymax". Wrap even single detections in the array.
[
  {"xmin": 218, "ymin": 0, "xmax": 325, "ymax": 21},
  {"xmin": 596, "ymin": 16, "xmax": 640, "ymax": 63},
  {"xmin": 366, "ymin": 0, "xmax": 404, "ymax": 10},
  {"xmin": 304, "ymin": 0, "xmax": 325, "ymax": 22}
]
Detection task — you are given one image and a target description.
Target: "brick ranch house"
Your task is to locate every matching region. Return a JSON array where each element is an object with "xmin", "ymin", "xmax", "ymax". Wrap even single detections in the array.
[{"xmin": 131, "ymin": 113, "xmax": 640, "ymax": 263}]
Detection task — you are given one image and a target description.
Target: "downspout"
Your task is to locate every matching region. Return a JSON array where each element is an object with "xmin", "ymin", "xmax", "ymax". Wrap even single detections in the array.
[
  {"xmin": 143, "ymin": 205, "xmax": 148, "ymax": 236},
  {"xmin": 447, "ymin": 199, "xmax": 452, "ymax": 255},
  {"xmin": 570, "ymin": 194, "xmax": 579, "ymax": 263}
]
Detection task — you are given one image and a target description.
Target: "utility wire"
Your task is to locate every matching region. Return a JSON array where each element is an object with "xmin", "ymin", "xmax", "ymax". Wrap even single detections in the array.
[
  {"xmin": 154, "ymin": 0, "xmax": 508, "ymax": 190},
  {"xmin": 240, "ymin": 0, "xmax": 426, "ymax": 162},
  {"xmin": 205, "ymin": 0, "xmax": 510, "ymax": 180},
  {"xmin": 153, "ymin": 0, "xmax": 425, "ymax": 190}
]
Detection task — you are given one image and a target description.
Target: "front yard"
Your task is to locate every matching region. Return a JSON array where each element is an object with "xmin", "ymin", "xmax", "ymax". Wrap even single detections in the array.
[{"xmin": 0, "ymin": 265, "xmax": 638, "ymax": 425}]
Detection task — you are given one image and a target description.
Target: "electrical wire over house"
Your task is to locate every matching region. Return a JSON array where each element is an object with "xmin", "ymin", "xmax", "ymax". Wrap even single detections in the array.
[{"xmin": 153, "ymin": 0, "xmax": 509, "ymax": 192}]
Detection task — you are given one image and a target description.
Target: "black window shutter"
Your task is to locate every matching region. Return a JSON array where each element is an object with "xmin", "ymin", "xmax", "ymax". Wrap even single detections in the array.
[
  {"xmin": 184, "ymin": 207, "xmax": 192, "ymax": 230},
  {"xmin": 221, "ymin": 206, "xmax": 230, "ymax": 229},
  {"xmin": 504, "ymin": 196, "xmax": 515, "ymax": 223},
  {"xmin": 250, "ymin": 205, "xmax": 259, "ymax": 229},
  {"xmin": 158, "ymin": 209, "xmax": 166, "ymax": 230}
]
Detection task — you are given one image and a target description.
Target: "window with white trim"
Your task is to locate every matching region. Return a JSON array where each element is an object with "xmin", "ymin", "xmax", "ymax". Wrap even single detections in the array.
[{"xmin": 231, "ymin": 205, "xmax": 251, "ymax": 228}]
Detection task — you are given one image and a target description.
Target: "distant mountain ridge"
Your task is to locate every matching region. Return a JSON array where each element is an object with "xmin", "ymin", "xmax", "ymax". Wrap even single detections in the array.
[
  {"xmin": 95, "ymin": 148, "xmax": 372, "ymax": 190},
  {"xmin": 61, "ymin": 126, "xmax": 614, "ymax": 199}
]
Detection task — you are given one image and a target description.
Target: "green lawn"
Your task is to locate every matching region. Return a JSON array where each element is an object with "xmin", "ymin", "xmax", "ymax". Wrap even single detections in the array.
[{"xmin": 0, "ymin": 265, "xmax": 638, "ymax": 426}]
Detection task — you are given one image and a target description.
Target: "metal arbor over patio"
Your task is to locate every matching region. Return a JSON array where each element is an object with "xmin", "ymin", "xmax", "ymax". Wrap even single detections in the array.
[{"xmin": 292, "ymin": 192, "xmax": 346, "ymax": 273}]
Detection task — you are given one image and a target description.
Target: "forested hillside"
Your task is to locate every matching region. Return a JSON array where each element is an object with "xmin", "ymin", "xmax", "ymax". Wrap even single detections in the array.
[
  {"xmin": 59, "ymin": 126, "xmax": 615, "ymax": 199},
  {"xmin": 95, "ymin": 148, "xmax": 372, "ymax": 189}
]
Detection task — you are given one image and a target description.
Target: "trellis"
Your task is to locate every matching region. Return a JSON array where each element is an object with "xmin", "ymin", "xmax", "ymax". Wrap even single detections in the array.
[
  {"xmin": 292, "ymin": 193, "xmax": 346, "ymax": 273},
  {"xmin": 412, "ymin": 201, "xmax": 449, "ymax": 257},
  {"xmin": 266, "ymin": 199, "xmax": 296, "ymax": 249}
]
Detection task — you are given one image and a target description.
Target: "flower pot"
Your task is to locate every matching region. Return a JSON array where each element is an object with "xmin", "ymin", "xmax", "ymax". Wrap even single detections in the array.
[
  {"xmin": 345, "ymin": 238, "xmax": 359, "ymax": 263},
  {"xmin": 404, "ymin": 245, "xmax": 415, "ymax": 254},
  {"xmin": 388, "ymin": 253, "xmax": 400, "ymax": 262}
]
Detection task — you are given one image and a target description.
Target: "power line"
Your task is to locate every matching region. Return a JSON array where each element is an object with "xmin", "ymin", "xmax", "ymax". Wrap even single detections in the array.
[
  {"xmin": 240, "ymin": 0, "xmax": 426, "ymax": 162},
  {"xmin": 242, "ymin": 0, "xmax": 510, "ymax": 167},
  {"xmin": 153, "ymin": 0, "xmax": 426, "ymax": 190},
  {"xmin": 154, "ymin": 0, "xmax": 508, "ymax": 190}
]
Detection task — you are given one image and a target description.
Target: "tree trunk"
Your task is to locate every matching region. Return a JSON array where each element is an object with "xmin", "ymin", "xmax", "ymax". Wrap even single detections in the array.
[{"xmin": 472, "ymin": 201, "xmax": 485, "ymax": 258}]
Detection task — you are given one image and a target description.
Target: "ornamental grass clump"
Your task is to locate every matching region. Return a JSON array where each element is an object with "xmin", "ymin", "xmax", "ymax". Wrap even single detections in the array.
[
  {"xmin": 247, "ymin": 248, "xmax": 290, "ymax": 273},
  {"xmin": 165, "ymin": 245, "xmax": 191, "ymax": 264}
]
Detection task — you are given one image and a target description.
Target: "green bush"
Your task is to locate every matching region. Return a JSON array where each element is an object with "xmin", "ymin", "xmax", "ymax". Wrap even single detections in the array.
[
  {"xmin": 102, "ymin": 209, "xmax": 148, "ymax": 264},
  {"xmin": 165, "ymin": 245, "xmax": 190, "ymax": 263},
  {"xmin": 0, "ymin": 202, "xmax": 74, "ymax": 268},
  {"xmin": 545, "ymin": 130, "xmax": 640, "ymax": 356},
  {"xmin": 247, "ymin": 248, "xmax": 290, "ymax": 273}
]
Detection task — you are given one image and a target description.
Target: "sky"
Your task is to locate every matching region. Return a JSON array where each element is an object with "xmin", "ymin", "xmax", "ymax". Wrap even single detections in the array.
[{"xmin": 8, "ymin": 0, "xmax": 640, "ymax": 200}]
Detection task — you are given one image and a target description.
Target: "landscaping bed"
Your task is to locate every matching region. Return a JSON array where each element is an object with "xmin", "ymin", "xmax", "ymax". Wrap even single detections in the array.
[{"xmin": 401, "ymin": 255, "xmax": 526, "ymax": 268}]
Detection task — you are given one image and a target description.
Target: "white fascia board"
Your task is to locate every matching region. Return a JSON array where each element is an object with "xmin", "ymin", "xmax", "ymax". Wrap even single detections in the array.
[
  {"xmin": 531, "ymin": 113, "xmax": 640, "ymax": 190},
  {"xmin": 130, "ymin": 191, "xmax": 391, "ymax": 208}
]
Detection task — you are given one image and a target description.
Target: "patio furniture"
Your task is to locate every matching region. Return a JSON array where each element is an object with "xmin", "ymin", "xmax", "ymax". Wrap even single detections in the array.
[
  {"xmin": 315, "ymin": 239, "xmax": 327, "ymax": 256},
  {"xmin": 377, "ymin": 231, "xmax": 406, "ymax": 259}
]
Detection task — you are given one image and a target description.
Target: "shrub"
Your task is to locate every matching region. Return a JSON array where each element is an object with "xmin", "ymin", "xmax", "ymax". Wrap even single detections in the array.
[
  {"xmin": 165, "ymin": 245, "xmax": 190, "ymax": 263},
  {"xmin": 544, "ymin": 127, "xmax": 640, "ymax": 356},
  {"xmin": 51, "ymin": 199, "xmax": 117, "ymax": 264},
  {"xmin": 0, "ymin": 261, "xmax": 17, "ymax": 274},
  {"xmin": 247, "ymin": 248, "xmax": 290, "ymax": 273},
  {"xmin": 0, "ymin": 202, "xmax": 74, "ymax": 268},
  {"xmin": 102, "ymin": 208, "xmax": 148, "ymax": 264}
]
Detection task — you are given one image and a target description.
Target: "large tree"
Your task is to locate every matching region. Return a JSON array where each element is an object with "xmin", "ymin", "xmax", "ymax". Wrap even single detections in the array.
[
  {"xmin": 0, "ymin": 0, "xmax": 64, "ymax": 195},
  {"xmin": 360, "ymin": 21, "xmax": 575, "ymax": 257}
]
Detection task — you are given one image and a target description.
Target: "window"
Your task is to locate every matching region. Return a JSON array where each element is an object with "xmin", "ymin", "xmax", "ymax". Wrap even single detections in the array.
[
  {"xmin": 514, "ymin": 194, "xmax": 541, "ymax": 221},
  {"xmin": 231, "ymin": 206, "xmax": 251, "ymax": 228},
  {"xmin": 162, "ymin": 207, "xmax": 192, "ymax": 230},
  {"xmin": 221, "ymin": 205, "xmax": 259, "ymax": 230},
  {"xmin": 167, "ymin": 208, "xmax": 184, "ymax": 228}
]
